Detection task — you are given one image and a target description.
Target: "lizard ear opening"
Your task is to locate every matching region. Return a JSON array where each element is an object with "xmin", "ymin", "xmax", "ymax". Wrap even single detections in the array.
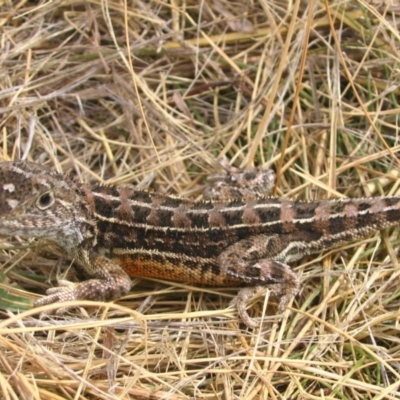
[{"xmin": 36, "ymin": 191, "xmax": 55, "ymax": 210}]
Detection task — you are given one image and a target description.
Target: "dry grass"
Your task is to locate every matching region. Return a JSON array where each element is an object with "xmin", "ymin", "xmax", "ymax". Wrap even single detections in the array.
[{"xmin": 1, "ymin": 0, "xmax": 400, "ymax": 398}]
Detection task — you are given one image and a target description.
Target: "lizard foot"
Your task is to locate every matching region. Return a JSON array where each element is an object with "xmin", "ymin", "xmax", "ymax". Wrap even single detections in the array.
[
  {"xmin": 34, "ymin": 277, "xmax": 132, "ymax": 314},
  {"xmin": 232, "ymin": 283, "xmax": 298, "ymax": 329}
]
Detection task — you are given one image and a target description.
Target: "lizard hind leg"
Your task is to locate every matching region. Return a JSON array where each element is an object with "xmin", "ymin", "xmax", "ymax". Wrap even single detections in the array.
[
  {"xmin": 203, "ymin": 166, "xmax": 276, "ymax": 201},
  {"xmin": 219, "ymin": 236, "xmax": 300, "ymax": 328},
  {"xmin": 231, "ymin": 261, "xmax": 300, "ymax": 328}
]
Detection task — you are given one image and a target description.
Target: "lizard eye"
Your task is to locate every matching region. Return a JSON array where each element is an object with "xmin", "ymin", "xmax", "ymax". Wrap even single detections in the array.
[{"xmin": 36, "ymin": 191, "xmax": 55, "ymax": 210}]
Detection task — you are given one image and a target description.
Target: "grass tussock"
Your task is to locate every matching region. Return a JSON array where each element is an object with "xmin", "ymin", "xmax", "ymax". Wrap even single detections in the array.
[{"xmin": 1, "ymin": 0, "xmax": 400, "ymax": 398}]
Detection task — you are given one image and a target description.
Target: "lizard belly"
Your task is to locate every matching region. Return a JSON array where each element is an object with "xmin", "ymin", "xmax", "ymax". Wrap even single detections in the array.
[{"xmin": 112, "ymin": 250, "xmax": 240, "ymax": 286}]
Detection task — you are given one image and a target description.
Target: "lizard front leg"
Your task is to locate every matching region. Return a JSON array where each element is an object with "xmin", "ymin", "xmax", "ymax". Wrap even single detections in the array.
[
  {"xmin": 35, "ymin": 248, "xmax": 132, "ymax": 310},
  {"xmin": 219, "ymin": 235, "xmax": 300, "ymax": 328}
]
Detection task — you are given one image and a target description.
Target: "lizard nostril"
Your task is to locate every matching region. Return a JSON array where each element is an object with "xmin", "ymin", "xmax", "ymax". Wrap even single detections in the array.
[{"xmin": 36, "ymin": 191, "xmax": 55, "ymax": 210}]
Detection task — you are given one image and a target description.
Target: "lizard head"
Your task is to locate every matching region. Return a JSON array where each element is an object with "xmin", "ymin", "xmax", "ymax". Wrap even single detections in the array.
[{"xmin": 0, "ymin": 160, "xmax": 90, "ymax": 248}]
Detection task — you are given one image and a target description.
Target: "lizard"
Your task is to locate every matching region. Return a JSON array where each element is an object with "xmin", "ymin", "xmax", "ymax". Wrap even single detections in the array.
[{"xmin": 0, "ymin": 160, "xmax": 399, "ymax": 328}]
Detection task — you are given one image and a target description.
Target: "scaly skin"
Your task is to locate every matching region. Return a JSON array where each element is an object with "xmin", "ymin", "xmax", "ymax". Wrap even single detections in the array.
[{"xmin": 0, "ymin": 161, "xmax": 399, "ymax": 327}]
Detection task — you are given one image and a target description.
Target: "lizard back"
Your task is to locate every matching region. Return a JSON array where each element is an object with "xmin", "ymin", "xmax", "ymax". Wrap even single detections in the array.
[{"xmin": 80, "ymin": 181, "xmax": 400, "ymax": 285}]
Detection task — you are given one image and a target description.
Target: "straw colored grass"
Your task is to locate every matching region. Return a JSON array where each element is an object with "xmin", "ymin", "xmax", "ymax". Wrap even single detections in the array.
[{"xmin": 1, "ymin": 0, "xmax": 400, "ymax": 398}]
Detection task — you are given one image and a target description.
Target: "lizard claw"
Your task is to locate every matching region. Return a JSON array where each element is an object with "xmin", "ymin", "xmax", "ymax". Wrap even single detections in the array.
[
  {"xmin": 231, "ymin": 287, "xmax": 265, "ymax": 329},
  {"xmin": 35, "ymin": 280, "xmax": 82, "ymax": 315},
  {"xmin": 41, "ymin": 279, "xmax": 77, "ymax": 295}
]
